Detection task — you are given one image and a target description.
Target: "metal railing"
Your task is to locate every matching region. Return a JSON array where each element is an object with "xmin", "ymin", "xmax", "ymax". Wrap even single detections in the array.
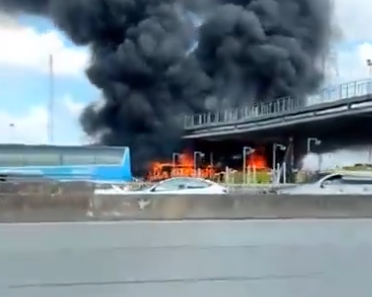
[
  {"xmin": 0, "ymin": 167, "xmax": 352, "ymax": 198},
  {"xmin": 0, "ymin": 173, "xmax": 289, "ymax": 195},
  {"xmin": 183, "ymin": 78, "xmax": 372, "ymax": 129}
]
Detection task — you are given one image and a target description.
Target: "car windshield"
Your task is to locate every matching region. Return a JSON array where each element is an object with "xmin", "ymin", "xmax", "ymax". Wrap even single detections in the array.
[{"xmin": 148, "ymin": 178, "xmax": 212, "ymax": 192}]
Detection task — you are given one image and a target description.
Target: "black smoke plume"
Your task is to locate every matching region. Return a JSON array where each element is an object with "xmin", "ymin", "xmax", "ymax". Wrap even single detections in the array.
[
  {"xmin": 196, "ymin": 0, "xmax": 331, "ymax": 107},
  {"xmin": 0, "ymin": 0, "xmax": 332, "ymax": 174}
]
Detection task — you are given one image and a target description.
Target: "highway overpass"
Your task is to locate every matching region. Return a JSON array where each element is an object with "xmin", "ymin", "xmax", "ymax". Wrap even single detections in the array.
[{"xmin": 183, "ymin": 78, "xmax": 372, "ymax": 140}]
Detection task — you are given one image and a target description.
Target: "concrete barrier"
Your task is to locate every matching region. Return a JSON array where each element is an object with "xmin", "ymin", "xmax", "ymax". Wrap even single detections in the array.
[
  {"xmin": 89, "ymin": 194, "xmax": 372, "ymax": 220},
  {"xmin": 0, "ymin": 181, "xmax": 93, "ymax": 222},
  {"xmin": 0, "ymin": 192, "xmax": 91, "ymax": 223},
  {"xmin": 2, "ymin": 191, "xmax": 372, "ymax": 222}
]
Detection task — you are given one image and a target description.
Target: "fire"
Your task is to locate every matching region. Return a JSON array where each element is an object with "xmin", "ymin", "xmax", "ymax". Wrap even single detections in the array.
[
  {"xmin": 246, "ymin": 148, "xmax": 268, "ymax": 170},
  {"xmin": 146, "ymin": 152, "xmax": 214, "ymax": 181},
  {"xmin": 146, "ymin": 147, "xmax": 269, "ymax": 181}
]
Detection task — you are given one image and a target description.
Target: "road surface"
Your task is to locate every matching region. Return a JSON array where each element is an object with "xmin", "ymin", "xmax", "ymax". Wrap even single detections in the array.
[{"xmin": 1, "ymin": 219, "xmax": 372, "ymax": 297}]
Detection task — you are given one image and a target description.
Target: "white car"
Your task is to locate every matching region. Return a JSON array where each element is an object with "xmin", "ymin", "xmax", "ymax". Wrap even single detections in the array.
[
  {"xmin": 94, "ymin": 177, "xmax": 228, "ymax": 195},
  {"xmin": 277, "ymin": 171, "xmax": 372, "ymax": 195},
  {"xmin": 90, "ymin": 177, "xmax": 228, "ymax": 214},
  {"xmin": 94, "ymin": 183, "xmax": 132, "ymax": 195}
]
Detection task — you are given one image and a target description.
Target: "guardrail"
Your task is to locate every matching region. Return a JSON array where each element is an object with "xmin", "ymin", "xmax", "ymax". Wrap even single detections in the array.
[{"xmin": 183, "ymin": 78, "xmax": 372, "ymax": 129}]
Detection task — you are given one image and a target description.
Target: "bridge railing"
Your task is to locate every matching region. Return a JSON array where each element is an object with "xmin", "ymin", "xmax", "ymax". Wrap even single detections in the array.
[{"xmin": 183, "ymin": 78, "xmax": 372, "ymax": 129}]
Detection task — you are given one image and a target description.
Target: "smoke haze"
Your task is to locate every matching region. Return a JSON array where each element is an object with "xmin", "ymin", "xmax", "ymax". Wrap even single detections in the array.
[{"xmin": 0, "ymin": 0, "xmax": 332, "ymax": 174}]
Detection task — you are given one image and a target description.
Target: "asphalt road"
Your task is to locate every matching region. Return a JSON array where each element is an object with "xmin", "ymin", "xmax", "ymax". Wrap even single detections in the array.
[{"xmin": 1, "ymin": 219, "xmax": 372, "ymax": 297}]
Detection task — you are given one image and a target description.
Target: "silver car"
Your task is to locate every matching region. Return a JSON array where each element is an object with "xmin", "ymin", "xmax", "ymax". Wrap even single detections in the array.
[
  {"xmin": 94, "ymin": 177, "xmax": 228, "ymax": 195},
  {"xmin": 277, "ymin": 172, "xmax": 372, "ymax": 195}
]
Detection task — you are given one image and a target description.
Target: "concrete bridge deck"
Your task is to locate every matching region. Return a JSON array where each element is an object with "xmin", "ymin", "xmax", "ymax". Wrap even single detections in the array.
[{"xmin": 183, "ymin": 79, "xmax": 372, "ymax": 139}]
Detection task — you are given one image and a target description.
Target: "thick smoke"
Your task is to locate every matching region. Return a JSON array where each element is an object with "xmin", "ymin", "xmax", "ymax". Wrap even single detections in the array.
[
  {"xmin": 196, "ymin": 0, "xmax": 331, "ymax": 107},
  {"xmin": 0, "ymin": 0, "xmax": 331, "ymax": 174}
]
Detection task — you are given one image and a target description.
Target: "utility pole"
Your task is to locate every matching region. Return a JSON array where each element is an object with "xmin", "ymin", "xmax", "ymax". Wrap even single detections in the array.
[
  {"xmin": 48, "ymin": 54, "xmax": 54, "ymax": 144},
  {"xmin": 307, "ymin": 138, "xmax": 322, "ymax": 171},
  {"xmin": 367, "ymin": 59, "xmax": 372, "ymax": 77},
  {"xmin": 9, "ymin": 123, "xmax": 15, "ymax": 143},
  {"xmin": 193, "ymin": 151, "xmax": 204, "ymax": 177},
  {"xmin": 367, "ymin": 59, "xmax": 372, "ymax": 164},
  {"xmin": 242, "ymin": 146, "xmax": 254, "ymax": 184}
]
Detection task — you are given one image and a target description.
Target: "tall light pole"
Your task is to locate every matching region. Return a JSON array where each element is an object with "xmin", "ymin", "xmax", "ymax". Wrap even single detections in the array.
[
  {"xmin": 272, "ymin": 143, "xmax": 286, "ymax": 170},
  {"xmin": 9, "ymin": 123, "xmax": 15, "ymax": 143},
  {"xmin": 172, "ymin": 152, "xmax": 181, "ymax": 167},
  {"xmin": 367, "ymin": 60, "xmax": 372, "ymax": 165},
  {"xmin": 48, "ymin": 54, "xmax": 54, "ymax": 144},
  {"xmin": 307, "ymin": 137, "xmax": 322, "ymax": 170},
  {"xmin": 171, "ymin": 152, "xmax": 182, "ymax": 177},
  {"xmin": 242, "ymin": 146, "xmax": 254, "ymax": 183},
  {"xmin": 307, "ymin": 137, "xmax": 321, "ymax": 153},
  {"xmin": 193, "ymin": 151, "xmax": 204, "ymax": 175},
  {"xmin": 367, "ymin": 59, "xmax": 372, "ymax": 77}
]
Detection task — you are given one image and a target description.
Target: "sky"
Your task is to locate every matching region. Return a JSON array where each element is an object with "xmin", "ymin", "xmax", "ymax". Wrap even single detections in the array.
[{"xmin": 0, "ymin": 0, "xmax": 372, "ymax": 169}]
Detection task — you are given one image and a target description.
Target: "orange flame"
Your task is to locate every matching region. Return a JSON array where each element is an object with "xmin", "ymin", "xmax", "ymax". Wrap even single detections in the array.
[
  {"xmin": 146, "ymin": 147, "xmax": 269, "ymax": 181},
  {"xmin": 147, "ymin": 152, "xmax": 214, "ymax": 181},
  {"xmin": 246, "ymin": 148, "xmax": 268, "ymax": 170}
]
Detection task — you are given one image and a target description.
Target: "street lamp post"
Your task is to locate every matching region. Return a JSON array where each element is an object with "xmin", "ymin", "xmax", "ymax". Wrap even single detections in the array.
[
  {"xmin": 9, "ymin": 123, "xmax": 15, "ymax": 143},
  {"xmin": 366, "ymin": 60, "xmax": 372, "ymax": 161},
  {"xmin": 272, "ymin": 143, "xmax": 286, "ymax": 170},
  {"xmin": 307, "ymin": 137, "xmax": 322, "ymax": 170},
  {"xmin": 48, "ymin": 54, "xmax": 54, "ymax": 144},
  {"xmin": 172, "ymin": 152, "xmax": 181, "ymax": 167},
  {"xmin": 193, "ymin": 151, "xmax": 204, "ymax": 176},
  {"xmin": 367, "ymin": 59, "xmax": 372, "ymax": 77},
  {"xmin": 366, "ymin": 59, "xmax": 372, "ymax": 161},
  {"xmin": 242, "ymin": 146, "xmax": 254, "ymax": 183},
  {"xmin": 307, "ymin": 137, "xmax": 321, "ymax": 153},
  {"xmin": 172, "ymin": 152, "xmax": 182, "ymax": 177},
  {"xmin": 272, "ymin": 143, "xmax": 286, "ymax": 183}
]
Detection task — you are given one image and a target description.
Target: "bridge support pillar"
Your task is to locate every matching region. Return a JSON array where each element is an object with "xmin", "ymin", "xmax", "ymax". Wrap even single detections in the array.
[
  {"xmin": 281, "ymin": 137, "xmax": 294, "ymax": 183},
  {"xmin": 281, "ymin": 137, "xmax": 308, "ymax": 183}
]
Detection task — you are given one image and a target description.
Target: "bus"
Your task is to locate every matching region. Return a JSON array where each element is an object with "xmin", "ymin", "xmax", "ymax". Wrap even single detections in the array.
[{"xmin": 0, "ymin": 144, "xmax": 132, "ymax": 182}]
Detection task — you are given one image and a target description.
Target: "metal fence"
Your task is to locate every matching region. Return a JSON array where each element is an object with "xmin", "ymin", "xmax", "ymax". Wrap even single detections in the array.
[
  {"xmin": 0, "ymin": 167, "xmax": 324, "ymax": 212},
  {"xmin": 0, "ymin": 169, "xmax": 304, "ymax": 196},
  {"xmin": 184, "ymin": 78, "xmax": 372, "ymax": 129},
  {"xmin": 0, "ymin": 179, "xmax": 276, "ymax": 195}
]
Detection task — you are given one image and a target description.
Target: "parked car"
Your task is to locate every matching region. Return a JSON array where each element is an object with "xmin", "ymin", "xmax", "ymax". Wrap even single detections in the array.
[
  {"xmin": 277, "ymin": 171, "xmax": 372, "ymax": 195},
  {"xmin": 93, "ymin": 177, "xmax": 228, "ymax": 195},
  {"xmin": 88, "ymin": 177, "xmax": 228, "ymax": 216},
  {"xmin": 93, "ymin": 183, "xmax": 132, "ymax": 195}
]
